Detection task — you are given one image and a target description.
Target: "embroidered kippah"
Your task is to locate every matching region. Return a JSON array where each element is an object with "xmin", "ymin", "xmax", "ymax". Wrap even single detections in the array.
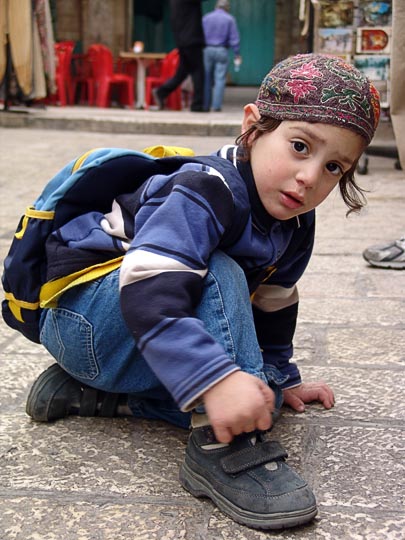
[{"xmin": 256, "ymin": 53, "xmax": 380, "ymax": 144}]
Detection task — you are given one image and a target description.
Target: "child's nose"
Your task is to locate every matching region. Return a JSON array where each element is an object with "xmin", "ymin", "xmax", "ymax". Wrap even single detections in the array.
[{"xmin": 295, "ymin": 161, "xmax": 322, "ymax": 188}]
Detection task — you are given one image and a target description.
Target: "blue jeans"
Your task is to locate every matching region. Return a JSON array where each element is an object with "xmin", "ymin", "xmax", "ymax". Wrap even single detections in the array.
[
  {"xmin": 40, "ymin": 251, "xmax": 285, "ymax": 429},
  {"xmin": 203, "ymin": 46, "xmax": 229, "ymax": 111}
]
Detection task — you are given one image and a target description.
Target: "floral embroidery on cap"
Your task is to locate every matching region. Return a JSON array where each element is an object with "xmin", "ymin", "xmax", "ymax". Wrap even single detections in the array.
[
  {"xmin": 255, "ymin": 53, "xmax": 381, "ymax": 144},
  {"xmin": 290, "ymin": 60, "xmax": 323, "ymax": 80},
  {"xmin": 286, "ymin": 79, "xmax": 318, "ymax": 104}
]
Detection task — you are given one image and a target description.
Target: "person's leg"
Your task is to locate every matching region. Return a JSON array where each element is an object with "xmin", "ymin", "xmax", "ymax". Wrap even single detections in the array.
[
  {"xmin": 32, "ymin": 252, "xmax": 317, "ymax": 528},
  {"xmin": 180, "ymin": 257, "xmax": 316, "ymax": 530},
  {"xmin": 36, "ymin": 268, "xmax": 190, "ymax": 427},
  {"xmin": 39, "ymin": 254, "xmax": 267, "ymax": 392},
  {"xmin": 211, "ymin": 47, "xmax": 228, "ymax": 111},
  {"xmin": 157, "ymin": 49, "xmax": 189, "ymax": 100},
  {"xmin": 196, "ymin": 251, "xmax": 283, "ymax": 406},
  {"xmin": 183, "ymin": 46, "xmax": 205, "ymax": 111},
  {"xmin": 33, "ymin": 251, "xmax": 283, "ymax": 424},
  {"xmin": 203, "ymin": 46, "xmax": 215, "ymax": 111}
]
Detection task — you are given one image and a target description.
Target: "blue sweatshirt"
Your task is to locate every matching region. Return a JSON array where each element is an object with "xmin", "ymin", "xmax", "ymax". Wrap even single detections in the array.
[{"xmin": 46, "ymin": 146, "xmax": 315, "ymax": 411}]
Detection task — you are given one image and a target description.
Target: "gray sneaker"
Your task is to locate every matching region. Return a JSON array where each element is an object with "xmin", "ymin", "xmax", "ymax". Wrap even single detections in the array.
[
  {"xmin": 179, "ymin": 425, "xmax": 317, "ymax": 530},
  {"xmin": 363, "ymin": 237, "xmax": 405, "ymax": 269}
]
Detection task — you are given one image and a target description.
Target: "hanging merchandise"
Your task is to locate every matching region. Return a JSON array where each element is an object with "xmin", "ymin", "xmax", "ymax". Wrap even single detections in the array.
[
  {"xmin": 5, "ymin": 0, "xmax": 33, "ymax": 96},
  {"xmin": 389, "ymin": 0, "xmax": 405, "ymax": 168},
  {"xmin": 0, "ymin": 0, "xmax": 7, "ymax": 86},
  {"xmin": 33, "ymin": 0, "xmax": 56, "ymax": 96},
  {"xmin": 0, "ymin": 0, "xmax": 55, "ymax": 110},
  {"xmin": 309, "ymin": 0, "xmax": 400, "ymax": 175},
  {"xmin": 354, "ymin": 1, "xmax": 392, "ymax": 108}
]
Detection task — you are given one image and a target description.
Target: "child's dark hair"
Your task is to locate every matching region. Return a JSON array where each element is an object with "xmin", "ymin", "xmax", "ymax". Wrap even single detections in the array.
[{"xmin": 235, "ymin": 116, "xmax": 367, "ymax": 215}]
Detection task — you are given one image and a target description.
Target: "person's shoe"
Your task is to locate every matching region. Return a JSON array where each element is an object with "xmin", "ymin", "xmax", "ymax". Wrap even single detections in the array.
[
  {"xmin": 190, "ymin": 105, "xmax": 207, "ymax": 112},
  {"xmin": 26, "ymin": 363, "xmax": 127, "ymax": 422},
  {"xmin": 179, "ymin": 424, "xmax": 317, "ymax": 530},
  {"xmin": 363, "ymin": 237, "xmax": 405, "ymax": 269},
  {"xmin": 152, "ymin": 87, "xmax": 165, "ymax": 110}
]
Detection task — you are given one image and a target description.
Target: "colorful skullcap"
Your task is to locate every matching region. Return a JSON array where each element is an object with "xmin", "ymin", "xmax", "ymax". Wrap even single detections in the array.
[{"xmin": 256, "ymin": 53, "xmax": 380, "ymax": 144}]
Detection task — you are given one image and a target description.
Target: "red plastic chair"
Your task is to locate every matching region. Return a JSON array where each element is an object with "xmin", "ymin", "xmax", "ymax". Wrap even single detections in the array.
[
  {"xmin": 116, "ymin": 57, "xmax": 138, "ymax": 80},
  {"xmin": 88, "ymin": 44, "xmax": 134, "ymax": 108},
  {"xmin": 51, "ymin": 41, "xmax": 75, "ymax": 106},
  {"xmin": 144, "ymin": 49, "xmax": 182, "ymax": 110},
  {"xmin": 71, "ymin": 53, "xmax": 95, "ymax": 105}
]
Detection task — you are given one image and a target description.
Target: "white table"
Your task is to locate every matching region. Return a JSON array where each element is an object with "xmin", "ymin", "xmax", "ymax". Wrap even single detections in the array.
[{"xmin": 119, "ymin": 51, "xmax": 166, "ymax": 109}]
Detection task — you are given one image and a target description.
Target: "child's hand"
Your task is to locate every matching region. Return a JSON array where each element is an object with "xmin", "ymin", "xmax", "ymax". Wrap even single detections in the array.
[
  {"xmin": 203, "ymin": 371, "xmax": 275, "ymax": 444},
  {"xmin": 283, "ymin": 381, "xmax": 335, "ymax": 412}
]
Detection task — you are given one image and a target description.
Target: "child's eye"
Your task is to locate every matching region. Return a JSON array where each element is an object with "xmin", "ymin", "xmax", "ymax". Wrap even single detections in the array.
[
  {"xmin": 326, "ymin": 162, "xmax": 343, "ymax": 176},
  {"xmin": 292, "ymin": 141, "xmax": 308, "ymax": 154}
]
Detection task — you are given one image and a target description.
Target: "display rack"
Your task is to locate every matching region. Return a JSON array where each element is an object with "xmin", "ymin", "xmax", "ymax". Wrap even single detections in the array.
[
  {"xmin": 313, "ymin": 0, "xmax": 392, "ymax": 108},
  {"xmin": 312, "ymin": 1, "xmax": 400, "ymax": 173}
]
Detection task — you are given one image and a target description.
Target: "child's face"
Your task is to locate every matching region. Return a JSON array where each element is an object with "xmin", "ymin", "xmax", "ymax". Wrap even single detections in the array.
[{"xmin": 242, "ymin": 105, "xmax": 365, "ymax": 220}]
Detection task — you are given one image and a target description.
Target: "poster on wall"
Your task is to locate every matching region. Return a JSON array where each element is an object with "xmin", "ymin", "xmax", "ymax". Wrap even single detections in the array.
[
  {"xmin": 319, "ymin": 0, "xmax": 354, "ymax": 27},
  {"xmin": 356, "ymin": 26, "xmax": 391, "ymax": 53},
  {"xmin": 354, "ymin": 54, "xmax": 390, "ymax": 106},
  {"xmin": 357, "ymin": 1, "xmax": 392, "ymax": 26},
  {"xmin": 318, "ymin": 28, "xmax": 353, "ymax": 54}
]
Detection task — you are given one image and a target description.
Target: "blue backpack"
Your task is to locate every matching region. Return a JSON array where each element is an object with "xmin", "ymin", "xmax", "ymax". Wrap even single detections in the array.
[{"xmin": 2, "ymin": 146, "xmax": 249, "ymax": 344}]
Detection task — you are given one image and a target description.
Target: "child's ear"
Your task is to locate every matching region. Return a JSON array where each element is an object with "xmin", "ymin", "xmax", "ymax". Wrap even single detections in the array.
[{"xmin": 241, "ymin": 103, "xmax": 261, "ymax": 133}]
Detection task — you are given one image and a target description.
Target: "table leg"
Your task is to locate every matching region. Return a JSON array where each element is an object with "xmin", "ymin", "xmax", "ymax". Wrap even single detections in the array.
[{"xmin": 136, "ymin": 59, "xmax": 146, "ymax": 109}]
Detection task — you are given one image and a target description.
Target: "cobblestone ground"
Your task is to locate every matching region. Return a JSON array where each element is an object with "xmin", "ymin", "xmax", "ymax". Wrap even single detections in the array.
[{"xmin": 0, "ymin": 128, "xmax": 404, "ymax": 539}]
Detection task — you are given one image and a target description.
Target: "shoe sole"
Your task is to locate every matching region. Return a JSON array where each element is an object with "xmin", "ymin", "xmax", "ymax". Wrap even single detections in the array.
[
  {"xmin": 179, "ymin": 461, "xmax": 318, "ymax": 530},
  {"xmin": 364, "ymin": 259, "xmax": 405, "ymax": 269}
]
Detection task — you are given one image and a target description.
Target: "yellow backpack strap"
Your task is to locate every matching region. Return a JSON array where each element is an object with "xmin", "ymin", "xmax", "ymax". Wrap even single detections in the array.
[
  {"xmin": 40, "ymin": 256, "xmax": 124, "ymax": 308},
  {"xmin": 15, "ymin": 206, "xmax": 55, "ymax": 240},
  {"xmin": 4, "ymin": 292, "xmax": 40, "ymax": 322},
  {"xmin": 72, "ymin": 148, "xmax": 100, "ymax": 172},
  {"xmin": 142, "ymin": 145, "xmax": 195, "ymax": 157}
]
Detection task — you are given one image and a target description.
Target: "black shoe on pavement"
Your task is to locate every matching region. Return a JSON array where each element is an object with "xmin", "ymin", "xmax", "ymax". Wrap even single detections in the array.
[
  {"xmin": 190, "ymin": 105, "xmax": 207, "ymax": 112},
  {"xmin": 26, "ymin": 363, "xmax": 126, "ymax": 422},
  {"xmin": 179, "ymin": 425, "xmax": 317, "ymax": 530},
  {"xmin": 152, "ymin": 87, "xmax": 165, "ymax": 110}
]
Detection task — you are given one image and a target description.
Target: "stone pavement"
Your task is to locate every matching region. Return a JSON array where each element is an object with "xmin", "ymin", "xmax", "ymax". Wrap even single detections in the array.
[{"xmin": 0, "ymin": 96, "xmax": 404, "ymax": 539}]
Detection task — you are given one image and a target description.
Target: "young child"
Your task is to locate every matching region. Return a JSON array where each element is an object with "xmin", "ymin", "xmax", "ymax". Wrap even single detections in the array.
[{"xmin": 26, "ymin": 54, "xmax": 380, "ymax": 530}]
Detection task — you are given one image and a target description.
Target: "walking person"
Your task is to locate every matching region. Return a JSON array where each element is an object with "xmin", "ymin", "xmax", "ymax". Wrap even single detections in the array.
[
  {"xmin": 153, "ymin": 0, "xmax": 206, "ymax": 112},
  {"xmin": 202, "ymin": 0, "xmax": 241, "ymax": 111}
]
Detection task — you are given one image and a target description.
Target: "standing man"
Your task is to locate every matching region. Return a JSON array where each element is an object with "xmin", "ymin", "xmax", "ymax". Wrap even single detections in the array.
[
  {"xmin": 153, "ymin": 0, "xmax": 206, "ymax": 112},
  {"xmin": 202, "ymin": 0, "xmax": 241, "ymax": 111}
]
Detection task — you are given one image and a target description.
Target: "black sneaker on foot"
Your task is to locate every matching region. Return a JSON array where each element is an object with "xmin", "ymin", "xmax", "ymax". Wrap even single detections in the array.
[
  {"xmin": 179, "ymin": 425, "xmax": 317, "ymax": 530},
  {"xmin": 26, "ymin": 363, "xmax": 125, "ymax": 422}
]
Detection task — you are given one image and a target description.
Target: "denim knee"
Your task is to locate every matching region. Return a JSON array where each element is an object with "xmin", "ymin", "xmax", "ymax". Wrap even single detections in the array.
[{"xmin": 263, "ymin": 364, "xmax": 288, "ymax": 410}]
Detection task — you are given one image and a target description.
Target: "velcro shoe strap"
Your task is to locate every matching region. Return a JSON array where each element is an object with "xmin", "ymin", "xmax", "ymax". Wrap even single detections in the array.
[
  {"xmin": 221, "ymin": 441, "xmax": 288, "ymax": 475},
  {"xmin": 79, "ymin": 387, "xmax": 99, "ymax": 416}
]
